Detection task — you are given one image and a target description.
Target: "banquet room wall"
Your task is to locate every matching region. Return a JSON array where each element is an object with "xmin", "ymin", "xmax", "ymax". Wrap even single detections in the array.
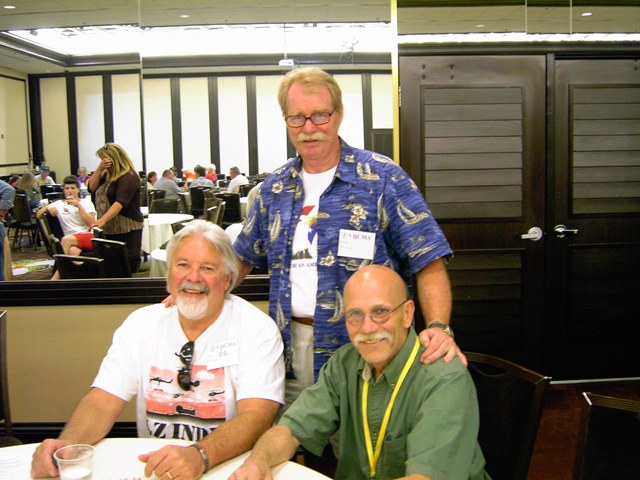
[{"xmin": 3, "ymin": 301, "xmax": 270, "ymax": 424}]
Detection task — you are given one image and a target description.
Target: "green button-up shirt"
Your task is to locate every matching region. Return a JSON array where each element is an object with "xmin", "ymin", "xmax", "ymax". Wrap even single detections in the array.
[{"xmin": 279, "ymin": 329, "xmax": 489, "ymax": 480}]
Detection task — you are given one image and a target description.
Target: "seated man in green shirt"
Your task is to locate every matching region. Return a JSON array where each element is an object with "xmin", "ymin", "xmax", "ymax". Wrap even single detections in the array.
[{"xmin": 230, "ymin": 265, "xmax": 489, "ymax": 480}]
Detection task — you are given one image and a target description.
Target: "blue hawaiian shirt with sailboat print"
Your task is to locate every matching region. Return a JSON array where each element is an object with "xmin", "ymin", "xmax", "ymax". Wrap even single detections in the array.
[{"xmin": 233, "ymin": 139, "xmax": 452, "ymax": 380}]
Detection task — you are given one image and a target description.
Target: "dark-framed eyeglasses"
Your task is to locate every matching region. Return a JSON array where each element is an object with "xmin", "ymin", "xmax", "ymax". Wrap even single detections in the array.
[
  {"xmin": 285, "ymin": 111, "xmax": 334, "ymax": 128},
  {"xmin": 176, "ymin": 341, "xmax": 195, "ymax": 391},
  {"xmin": 344, "ymin": 299, "xmax": 409, "ymax": 326}
]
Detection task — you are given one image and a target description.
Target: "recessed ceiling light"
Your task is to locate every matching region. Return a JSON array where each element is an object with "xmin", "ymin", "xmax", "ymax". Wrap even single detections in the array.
[
  {"xmin": 476, "ymin": 24, "xmax": 485, "ymax": 28},
  {"xmin": 180, "ymin": 14, "xmax": 190, "ymax": 18},
  {"xmin": 581, "ymin": 12, "xmax": 593, "ymax": 17},
  {"xmin": 4, "ymin": 5, "xmax": 16, "ymax": 9}
]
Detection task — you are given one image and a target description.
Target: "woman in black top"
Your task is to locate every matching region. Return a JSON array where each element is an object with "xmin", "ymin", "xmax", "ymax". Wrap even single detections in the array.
[{"xmin": 88, "ymin": 143, "xmax": 144, "ymax": 273}]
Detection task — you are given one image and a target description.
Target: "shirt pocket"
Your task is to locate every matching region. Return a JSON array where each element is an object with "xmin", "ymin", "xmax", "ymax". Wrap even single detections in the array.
[{"xmin": 380, "ymin": 433, "xmax": 408, "ymax": 479}]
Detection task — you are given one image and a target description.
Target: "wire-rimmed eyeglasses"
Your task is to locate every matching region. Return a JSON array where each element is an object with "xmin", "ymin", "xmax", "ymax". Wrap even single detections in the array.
[
  {"xmin": 285, "ymin": 111, "xmax": 334, "ymax": 128},
  {"xmin": 344, "ymin": 299, "xmax": 409, "ymax": 326},
  {"xmin": 175, "ymin": 341, "xmax": 200, "ymax": 391}
]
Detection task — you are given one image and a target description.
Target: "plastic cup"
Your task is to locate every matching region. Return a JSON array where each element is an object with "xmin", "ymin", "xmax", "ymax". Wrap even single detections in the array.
[{"xmin": 53, "ymin": 444, "xmax": 95, "ymax": 480}]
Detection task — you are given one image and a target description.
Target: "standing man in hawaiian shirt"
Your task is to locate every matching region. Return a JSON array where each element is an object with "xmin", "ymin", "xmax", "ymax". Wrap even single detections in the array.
[{"xmin": 234, "ymin": 67, "xmax": 462, "ymax": 405}]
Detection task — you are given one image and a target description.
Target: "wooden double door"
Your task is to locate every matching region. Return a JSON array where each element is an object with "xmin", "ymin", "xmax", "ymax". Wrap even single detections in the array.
[{"xmin": 400, "ymin": 55, "xmax": 639, "ymax": 379}]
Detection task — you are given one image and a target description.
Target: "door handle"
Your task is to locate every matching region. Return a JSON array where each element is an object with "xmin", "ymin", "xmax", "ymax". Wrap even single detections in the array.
[
  {"xmin": 554, "ymin": 224, "xmax": 579, "ymax": 238},
  {"xmin": 520, "ymin": 226, "xmax": 543, "ymax": 241}
]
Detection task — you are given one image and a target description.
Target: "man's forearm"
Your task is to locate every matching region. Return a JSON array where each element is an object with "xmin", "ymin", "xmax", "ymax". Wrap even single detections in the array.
[
  {"xmin": 245, "ymin": 425, "xmax": 300, "ymax": 470},
  {"xmin": 416, "ymin": 259, "xmax": 452, "ymax": 325},
  {"xmin": 198, "ymin": 399, "xmax": 279, "ymax": 468},
  {"xmin": 58, "ymin": 388, "xmax": 126, "ymax": 445}
]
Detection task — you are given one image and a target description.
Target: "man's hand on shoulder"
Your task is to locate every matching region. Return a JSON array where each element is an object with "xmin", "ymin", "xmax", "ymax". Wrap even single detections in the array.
[
  {"xmin": 140, "ymin": 444, "xmax": 205, "ymax": 480},
  {"xmin": 228, "ymin": 456, "xmax": 274, "ymax": 480},
  {"xmin": 30, "ymin": 438, "xmax": 69, "ymax": 478},
  {"xmin": 418, "ymin": 327, "xmax": 467, "ymax": 367}
]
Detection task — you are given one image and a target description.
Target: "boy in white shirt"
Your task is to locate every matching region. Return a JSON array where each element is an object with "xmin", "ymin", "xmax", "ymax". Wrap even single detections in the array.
[{"xmin": 36, "ymin": 175, "xmax": 97, "ymax": 256}]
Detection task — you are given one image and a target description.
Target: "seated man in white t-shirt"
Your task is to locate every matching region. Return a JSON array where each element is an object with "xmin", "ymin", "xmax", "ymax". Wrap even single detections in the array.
[
  {"xmin": 30, "ymin": 220, "xmax": 285, "ymax": 480},
  {"xmin": 227, "ymin": 166, "xmax": 249, "ymax": 194},
  {"xmin": 36, "ymin": 175, "xmax": 97, "ymax": 256}
]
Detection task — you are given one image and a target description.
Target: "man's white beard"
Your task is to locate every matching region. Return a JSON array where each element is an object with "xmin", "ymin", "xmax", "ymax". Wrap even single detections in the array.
[{"xmin": 176, "ymin": 294, "xmax": 209, "ymax": 320}]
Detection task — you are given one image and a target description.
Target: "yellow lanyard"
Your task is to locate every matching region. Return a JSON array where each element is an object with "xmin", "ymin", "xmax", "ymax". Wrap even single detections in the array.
[{"xmin": 361, "ymin": 337, "xmax": 420, "ymax": 479}]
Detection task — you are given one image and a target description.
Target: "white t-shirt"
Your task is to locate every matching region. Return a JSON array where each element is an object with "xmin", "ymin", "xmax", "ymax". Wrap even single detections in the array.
[
  {"xmin": 92, "ymin": 296, "xmax": 285, "ymax": 441},
  {"xmin": 227, "ymin": 175, "xmax": 249, "ymax": 194},
  {"xmin": 290, "ymin": 167, "xmax": 336, "ymax": 318},
  {"xmin": 50, "ymin": 197, "xmax": 96, "ymax": 235}
]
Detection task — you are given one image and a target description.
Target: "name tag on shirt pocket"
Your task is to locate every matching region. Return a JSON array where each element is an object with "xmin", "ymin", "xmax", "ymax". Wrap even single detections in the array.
[
  {"xmin": 337, "ymin": 229, "xmax": 375, "ymax": 260},
  {"xmin": 206, "ymin": 340, "xmax": 239, "ymax": 369}
]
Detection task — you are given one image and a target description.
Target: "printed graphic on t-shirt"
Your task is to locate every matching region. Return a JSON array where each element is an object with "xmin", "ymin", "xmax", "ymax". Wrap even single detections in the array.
[
  {"xmin": 292, "ymin": 204, "xmax": 318, "ymax": 265},
  {"xmin": 145, "ymin": 364, "xmax": 225, "ymax": 441}
]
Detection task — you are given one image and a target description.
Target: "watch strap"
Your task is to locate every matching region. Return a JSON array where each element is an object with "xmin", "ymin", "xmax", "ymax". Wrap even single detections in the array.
[
  {"xmin": 426, "ymin": 321, "xmax": 454, "ymax": 338},
  {"xmin": 190, "ymin": 443, "xmax": 210, "ymax": 473}
]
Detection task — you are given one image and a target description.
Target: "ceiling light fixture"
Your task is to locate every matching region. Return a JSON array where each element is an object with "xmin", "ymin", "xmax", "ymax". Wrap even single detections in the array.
[{"xmin": 581, "ymin": 12, "xmax": 593, "ymax": 17}]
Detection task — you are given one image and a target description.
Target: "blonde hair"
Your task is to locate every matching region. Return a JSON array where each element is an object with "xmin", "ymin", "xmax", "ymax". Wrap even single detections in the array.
[
  {"xmin": 16, "ymin": 172, "xmax": 37, "ymax": 190},
  {"xmin": 277, "ymin": 67, "xmax": 343, "ymax": 116},
  {"xmin": 95, "ymin": 142, "xmax": 136, "ymax": 182}
]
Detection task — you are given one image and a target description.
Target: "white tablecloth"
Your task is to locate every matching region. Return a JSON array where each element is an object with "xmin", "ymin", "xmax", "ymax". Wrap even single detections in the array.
[
  {"xmin": 240, "ymin": 196, "xmax": 248, "ymax": 218},
  {"xmin": 141, "ymin": 213, "xmax": 193, "ymax": 253},
  {"xmin": 0, "ymin": 438, "xmax": 330, "ymax": 479},
  {"xmin": 150, "ymin": 248, "xmax": 168, "ymax": 277}
]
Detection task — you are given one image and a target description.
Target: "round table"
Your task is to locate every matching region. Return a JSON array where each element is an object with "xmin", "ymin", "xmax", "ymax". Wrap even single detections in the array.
[
  {"xmin": 0, "ymin": 437, "xmax": 331, "ymax": 479},
  {"xmin": 141, "ymin": 213, "xmax": 193, "ymax": 253},
  {"xmin": 149, "ymin": 248, "xmax": 168, "ymax": 277}
]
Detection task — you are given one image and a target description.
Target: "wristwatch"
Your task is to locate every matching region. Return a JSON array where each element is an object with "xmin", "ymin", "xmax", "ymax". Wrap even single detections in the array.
[{"xmin": 426, "ymin": 321, "xmax": 454, "ymax": 338}]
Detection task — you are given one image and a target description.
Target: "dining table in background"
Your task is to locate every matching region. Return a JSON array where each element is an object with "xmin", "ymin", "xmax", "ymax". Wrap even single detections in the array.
[
  {"xmin": 0, "ymin": 437, "xmax": 331, "ymax": 479},
  {"xmin": 141, "ymin": 213, "xmax": 193, "ymax": 254}
]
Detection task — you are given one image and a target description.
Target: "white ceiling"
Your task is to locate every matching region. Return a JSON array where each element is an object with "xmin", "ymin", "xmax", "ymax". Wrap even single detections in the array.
[{"xmin": 1, "ymin": 1, "xmax": 638, "ymax": 75}]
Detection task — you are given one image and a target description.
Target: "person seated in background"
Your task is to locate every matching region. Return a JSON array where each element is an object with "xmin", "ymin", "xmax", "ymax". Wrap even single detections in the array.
[
  {"xmin": 146, "ymin": 171, "xmax": 158, "ymax": 190},
  {"xmin": 36, "ymin": 176, "xmax": 97, "ymax": 279},
  {"xmin": 205, "ymin": 164, "xmax": 218, "ymax": 182},
  {"xmin": 15, "ymin": 172, "xmax": 41, "ymax": 209},
  {"xmin": 230, "ymin": 265, "xmax": 488, "ymax": 480},
  {"xmin": 226, "ymin": 166, "xmax": 249, "ymax": 194},
  {"xmin": 30, "ymin": 220, "xmax": 285, "ymax": 480},
  {"xmin": 154, "ymin": 169, "xmax": 184, "ymax": 200},
  {"xmin": 182, "ymin": 167, "xmax": 197, "ymax": 185},
  {"xmin": 77, "ymin": 166, "xmax": 91, "ymax": 185},
  {"xmin": 8, "ymin": 174, "xmax": 20, "ymax": 187},
  {"xmin": 0, "ymin": 179, "xmax": 16, "ymax": 282},
  {"xmin": 35, "ymin": 166, "xmax": 55, "ymax": 186},
  {"xmin": 190, "ymin": 165, "xmax": 215, "ymax": 188},
  {"xmin": 225, "ymin": 182, "xmax": 261, "ymax": 244}
]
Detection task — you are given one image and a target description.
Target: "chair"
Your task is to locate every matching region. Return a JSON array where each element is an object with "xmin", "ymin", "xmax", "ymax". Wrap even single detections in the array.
[
  {"xmin": 203, "ymin": 195, "xmax": 221, "ymax": 212},
  {"xmin": 215, "ymin": 192, "xmax": 241, "ymax": 227},
  {"xmin": 189, "ymin": 186, "xmax": 209, "ymax": 218},
  {"xmin": 46, "ymin": 191, "xmax": 65, "ymax": 202},
  {"xmin": 147, "ymin": 189, "xmax": 166, "ymax": 204},
  {"xmin": 239, "ymin": 183, "xmax": 253, "ymax": 197},
  {"xmin": 39, "ymin": 184, "xmax": 62, "ymax": 198},
  {"xmin": 150, "ymin": 198, "xmax": 179, "ymax": 214},
  {"xmin": 217, "ymin": 179, "xmax": 229, "ymax": 188},
  {"xmin": 36, "ymin": 216, "xmax": 63, "ymax": 258},
  {"xmin": 171, "ymin": 219, "xmax": 193, "ymax": 234},
  {"xmin": 90, "ymin": 238, "xmax": 132, "ymax": 278},
  {"xmin": 10, "ymin": 193, "xmax": 39, "ymax": 251},
  {"xmin": 464, "ymin": 352, "xmax": 550, "ymax": 480},
  {"xmin": 573, "ymin": 392, "xmax": 640, "ymax": 480},
  {"xmin": 178, "ymin": 192, "xmax": 190, "ymax": 214},
  {"xmin": 203, "ymin": 188, "xmax": 219, "ymax": 199},
  {"xmin": 140, "ymin": 183, "xmax": 148, "ymax": 207},
  {"xmin": 204, "ymin": 205, "xmax": 219, "ymax": 224},
  {"xmin": 215, "ymin": 201, "xmax": 226, "ymax": 227},
  {"xmin": 43, "ymin": 210, "xmax": 64, "ymax": 241},
  {"xmin": 53, "ymin": 254, "xmax": 105, "ymax": 279}
]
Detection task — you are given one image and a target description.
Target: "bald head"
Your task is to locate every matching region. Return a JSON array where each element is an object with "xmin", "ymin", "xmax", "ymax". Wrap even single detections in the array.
[{"xmin": 344, "ymin": 265, "xmax": 408, "ymax": 306}]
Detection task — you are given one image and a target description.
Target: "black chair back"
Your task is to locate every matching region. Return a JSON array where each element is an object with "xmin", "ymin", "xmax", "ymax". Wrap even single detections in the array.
[
  {"xmin": 46, "ymin": 192, "xmax": 65, "ymax": 202},
  {"xmin": 36, "ymin": 217, "xmax": 63, "ymax": 257},
  {"xmin": 189, "ymin": 186, "xmax": 209, "ymax": 217},
  {"xmin": 54, "ymin": 254, "xmax": 105, "ymax": 279},
  {"xmin": 150, "ymin": 198, "xmax": 179, "ymax": 214},
  {"xmin": 239, "ymin": 183, "xmax": 253, "ymax": 197},
  {"xmin": 39, "ymin": 184, "xmax": 62, "ymax": 198},
  {"xmin": 91, "ymin": 238, "xmax": 132, "ymax": 278},
  {"xmin": 203, "ymin": 196, "xmax": 221, "ymax": 211},
  {"xmin": 465, "ymin": 352, "xmax": 550, "ymax": 480},
  {"xmin": 11, "ymin": 194, "xmax": 38, "ymax": 251},
  {"xmin": 43, "ymin": 211, "xmax": 64, "ymax": 240},
  {"xmin": 178, "ymin": 192, "xmax": 190, "ymax": 214},
  {"xmin": 141, "ymin": 183, "xmax": 148, "ymax": 207},
  {"xmin": 171, "ymin": 220, "xmax": 193, "ymax": 235},
  {"xmin": 147, "ymin": 189, "xmax": 166, "ymax": 203},
  {"xmin": 215, "ymin": 193, "xmax": 241, "ymax": 226},
  {"xmin": 574, "ymin": 392, "xmax": 640, "ymax": 480},
  {"xmin": 216, "ymin": 201, "xmax": 226, "ymax": 227},
  {"xmin": 217, "ymin": 179, "xmax": 229, "ymax": 188}
]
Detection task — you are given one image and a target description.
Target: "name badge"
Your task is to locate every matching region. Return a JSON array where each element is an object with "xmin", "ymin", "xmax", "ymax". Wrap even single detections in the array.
[
  {"xmin": 205, "ymin": 340, "xmax": 239, "ymax": 369},
  {"xmin": 337, "ymin": 229, "xmax": 375, "ymax": 260}
]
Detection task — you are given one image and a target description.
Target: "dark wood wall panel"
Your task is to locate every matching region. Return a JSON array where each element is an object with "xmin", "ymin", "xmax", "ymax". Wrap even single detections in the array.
[
  {"xmin": 423, "ymin": 86, "xmax": 524, "ymax": 219},
  {"xmin": 571, "ymin": 85, "xmax": 640, "ymax": 215}
]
